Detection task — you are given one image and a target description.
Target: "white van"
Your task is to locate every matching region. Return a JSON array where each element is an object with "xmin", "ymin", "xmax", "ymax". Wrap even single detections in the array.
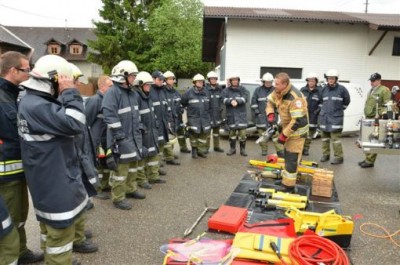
[{"xmin": 220, "ymin": 80, "xmax": 366, "ymax": 136}]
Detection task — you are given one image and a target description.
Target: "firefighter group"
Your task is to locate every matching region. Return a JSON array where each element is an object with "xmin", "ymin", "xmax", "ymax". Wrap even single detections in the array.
[{"xmin": 0, "ymin": 51, "xmax": 396, "ymax": 265}]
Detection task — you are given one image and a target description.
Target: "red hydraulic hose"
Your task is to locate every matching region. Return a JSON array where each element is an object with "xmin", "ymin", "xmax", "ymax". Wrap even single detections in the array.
[{"xmin": 288, "ymin": 235, "xmax": 350, "ymax": 265}]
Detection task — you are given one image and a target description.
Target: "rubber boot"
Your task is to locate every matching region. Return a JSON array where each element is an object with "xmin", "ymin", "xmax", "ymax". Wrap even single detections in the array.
[
  {"xmin": 226, "ymin": 140, "xmax": 236, "ymax": 156},
  {"xmin": 192, "ymin": 147, "xmax": 198, "ymax": 159},
  {"xmin": 240, "ymin": 141, "xmax": 248, "ymax": 156}
]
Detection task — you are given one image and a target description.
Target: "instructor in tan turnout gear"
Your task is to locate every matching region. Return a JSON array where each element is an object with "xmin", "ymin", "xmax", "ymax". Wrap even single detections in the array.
[{"xmin": 266, "ymin": 73, "xmax": 309, "ymax": 187}]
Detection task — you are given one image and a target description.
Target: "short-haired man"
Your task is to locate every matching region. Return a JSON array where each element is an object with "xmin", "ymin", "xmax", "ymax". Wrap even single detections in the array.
[
  {"xmin": 0, "ymin": 51, "xmax": 44, "ymax": 264},
  {"xmin": 359, "ymin": 73, "xmax": 391, "ymax": 168},
  {"xmin": 266, "ymin": 73, "xmax": 309, "ymax": 188}
]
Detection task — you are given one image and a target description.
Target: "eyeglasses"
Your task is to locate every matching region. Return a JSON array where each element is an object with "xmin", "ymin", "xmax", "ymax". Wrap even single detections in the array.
[{"xmin": 17, "ymin": 68, "xmax": 31, "ymax": 73}]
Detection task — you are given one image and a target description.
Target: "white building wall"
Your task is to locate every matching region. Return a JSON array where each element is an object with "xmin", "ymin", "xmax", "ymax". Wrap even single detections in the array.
[{"xmin": 224, "ymin": 19, "xmax": 400, "ymax": 89}]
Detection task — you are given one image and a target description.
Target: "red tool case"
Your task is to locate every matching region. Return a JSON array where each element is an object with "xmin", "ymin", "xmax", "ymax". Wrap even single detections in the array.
[{"xmin": 208, "ymin": 205, "xmax": 248, "ymax": 234}]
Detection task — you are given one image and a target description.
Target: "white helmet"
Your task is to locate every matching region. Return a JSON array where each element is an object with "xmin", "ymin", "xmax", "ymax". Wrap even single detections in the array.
[
  {"xmin": 111, "ymin": 60, "xmax": 138, "ymax": 83},
  {"xmin": 21, "ymin": 54, "xmax": 73, "ymax": 94},
  {"xmin": 392, "ymin": 85, "xmax": 399, "ymax": 95},
  {"xmin": 306, "ymin": 72, "xmax": 319, "ymax": 82},
  {"xmin": 134, "ymin": 71, "xmax": 154, "ymax": 86},
  {"xmin": 262, "ymin": 72, "xmax": 274, "ymax": 82},
  {"xmin": 163, "ymin": 70, "xmax": 175, "ymax": 79},
  {"xmin": 228, "ymin": 73, "xmax": 240, "ymax": 81},
  {"xmin": 324, "ymin": 69, "xmax": 339, "ymax": 79},
  {"xmin": 207, "ymin": 71, "xmax": 218, "ymax": 79},
  {"xmin": 193, "ymin": 73, "xmax": 205, "ymax": 82},
  {"xmin": 69, "ymin": 63, "xmax": 88, "ymax": 84}
]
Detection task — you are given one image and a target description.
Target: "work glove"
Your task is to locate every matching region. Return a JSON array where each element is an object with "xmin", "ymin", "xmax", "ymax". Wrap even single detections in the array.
[
  {"xmin": 277, "ymin": 133, "xmax": 288, "ymax": 145},
  {"xmin": 105, "ymin": 143, "xmax": 120, "ymax": 171},
  {"xmin": 267, "ymin": 113, "xmax": 275, "ymax": 125}
]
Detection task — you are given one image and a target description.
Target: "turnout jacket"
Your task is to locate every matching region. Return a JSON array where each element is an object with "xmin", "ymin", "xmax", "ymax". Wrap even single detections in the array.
[
  {"xmin": 58, "ymin": 95, "xmax": 98, "ymax": 197},
  {"xmin": 102, "ymin": 83, "xmax": 142, "ymax": 163},
  {"xmin": 181, "ymin": 86, "xmax": 211, "ymax": 134},
  {"xmin": 318, "ymin": 83, "xmax": 350, "ymax": 132},
  {"xmin": 251, "ymin": 85, "xmax": 275, "ymax": 129},
  {"xmin": 18, "ymin": 88, "xmax": 88, "ymax": 228},
  {"xmin": 205, "ymin": 84, "xmax": 224, "ymax": 128},
  {"xmin": 300, "ymin": 85, "xmax": 322, "ymax": 129},
  {"xmin": 0, "ymin": 78, "xmax": 24, "ymax": 182},
  {"xmin": 0, "ymin": 195, "xmax": 13, "ymax": 239},
  {"xmin": 149, "ymin": 84, "xmax": 170, "ymax": 144},
  {"xmin": 85, "ymin": 91, "xmax": 107, "ymax": 151},
  {"xmin": 267, "ymin": 84, "xmax": 309, "ymax": 138},
  {"xmin": 222, "ymin": 85, "xmax": 249, "ymax": 130},
  {"xmin": 164, "ymin": 85, "xmax": 181, "ymax": 134},
  {"xmin": 135, "ymin": 88, "xmax": 159, "ymax": 157}
]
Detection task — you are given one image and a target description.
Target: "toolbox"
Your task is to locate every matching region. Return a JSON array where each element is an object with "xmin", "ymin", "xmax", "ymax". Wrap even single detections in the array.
[{"xmin": 208, "ymin": 205, "xmax": 248, "ymax": 234}]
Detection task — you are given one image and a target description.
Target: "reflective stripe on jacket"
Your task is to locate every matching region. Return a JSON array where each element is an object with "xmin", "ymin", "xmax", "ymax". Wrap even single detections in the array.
[
  {"xmin": 181, "ymin": 86, "xmax": 211, "ymax": 134},
  {"xmin": 300, "ymin": 85, "xmax": 321, "ymax": 129},
  {"xmin": 251, "ymin": 85, "xmax": 274, "ymax": 129},
  {"xmin": 18, "ymin": 88, "xmax": 88, "ymax": 228},
  {"xmin": 222, "ymin": 85, "xmax": 249, "ymax": 130},
  {"xmin": 0, "ymin": 77, "xmax": 24, "ymax": 182},
  {"xmin": 318, "ymin": 84, "xmax": 351, "ymax": 132},
  {"xmin": 102, "ymin": 83, "xmax": 142, "ymax": 163}
]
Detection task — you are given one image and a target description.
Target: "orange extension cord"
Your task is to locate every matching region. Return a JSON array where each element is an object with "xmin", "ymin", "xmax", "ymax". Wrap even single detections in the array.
[
  {"xmin": 288, "ymin": 235, "xmax": 350, "ymax": 265},
  {"xmin": 359, "ymin": 222, "xmax": 400, "ymax": 248}
]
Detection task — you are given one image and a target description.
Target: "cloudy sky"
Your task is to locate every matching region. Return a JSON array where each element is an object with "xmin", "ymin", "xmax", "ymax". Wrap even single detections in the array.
[{"xmin": 0, "ymin": 0, "xmax": 398, "ymax": 28}]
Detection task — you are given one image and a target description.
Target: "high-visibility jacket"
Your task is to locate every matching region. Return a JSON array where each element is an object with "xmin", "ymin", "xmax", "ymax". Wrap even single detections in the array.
[
  {"xmin": 300, "ymin": 85, "xmax": 322, "ymax": 129},
  {"xmin": 181, "ymin": 86, "xmax": 211, "ymax": 134},
  {"xmin": 205, "ymin": 84, "xmax": 224, "ymax": 128},
  {"xmin": 318, "ymin": 83, "xmax": 351, "ymax": 132},
  {"xmin": 267, "ymin": 83, "xmax": 309, "ymax": 138},
  {"xmin": 0, "ymin": 78, "xmax": 24, "ymax": 182},
  {"xmin": 222, "ymin": 85, "xmax": 250, "ymax": 130},
  {"xmin": 0, "ymin": 195, "xmax": 13, "ymax": 239},
  {"xmin": 251, "ymin": 85, "xmax": 275, "ymax": 129},
  {"xmin": 135, "ymin": 88, "xmax": 159, "ymax": 157},
  {"xmin": 102, "ymin": 83, "xmax": 142, "ymax": 163},
  {"xmin": 18, "ymin": 88, "xmax": 88, "ymax": 228},
  {"xmin": 149, "ymin": 84, "xmax": 170, "ymax": 144}
]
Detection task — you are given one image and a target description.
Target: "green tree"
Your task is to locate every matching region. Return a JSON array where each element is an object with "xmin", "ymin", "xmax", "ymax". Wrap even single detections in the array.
[
  {"xmin": 88, "ymin": 0, "xmax": 211, "ymax": 76},
  {"xmin": 88, "ymin": 0, "xmax": 160, "ymax": 73},
  {"xmin": 145, "ymin": 0, "xmax": 212, "ymax": 77}
]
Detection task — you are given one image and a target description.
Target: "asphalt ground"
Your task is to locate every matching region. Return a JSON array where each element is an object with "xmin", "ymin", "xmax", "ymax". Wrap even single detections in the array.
[{"xmin": 24, "ymin": 135, "xmax": 400, "ymax": 265}]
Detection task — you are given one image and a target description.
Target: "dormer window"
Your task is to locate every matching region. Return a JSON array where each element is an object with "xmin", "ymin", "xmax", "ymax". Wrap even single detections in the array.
[
  {"xmin": 48, "ymin": 44, "xmax": 60, "ymax": 54},
  {"xmin": 69, "ymin": 44, "xmax": 82, "ymax": 55}
]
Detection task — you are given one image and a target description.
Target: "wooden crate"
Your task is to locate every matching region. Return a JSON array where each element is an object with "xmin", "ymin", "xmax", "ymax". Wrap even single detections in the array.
[{"xmin": 312, "ymin": 168, "xmax": 334, "ymax": 198}]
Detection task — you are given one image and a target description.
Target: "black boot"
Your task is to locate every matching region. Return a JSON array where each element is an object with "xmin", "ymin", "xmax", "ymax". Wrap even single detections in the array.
[
  {"xmin": 226, "ymin": 140, "xmax": 236, "ymax": 156},
  {"xmin": 240, "ymin": 141, "xmax": 248, "ymax": 156},
  {"xmin": 192, "ymin": 147, "xmax": 198, "ymax": 159}
]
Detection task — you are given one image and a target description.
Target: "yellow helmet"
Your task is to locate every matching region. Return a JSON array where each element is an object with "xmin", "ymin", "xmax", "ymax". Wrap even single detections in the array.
[{"xmin": 69, "ymin": 63, "xmax": 88, "ymax": 84}]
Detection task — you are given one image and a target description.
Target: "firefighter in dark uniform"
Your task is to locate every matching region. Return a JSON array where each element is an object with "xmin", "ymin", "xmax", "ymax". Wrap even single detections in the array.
[
  {"xmin": 251, "ymin": 72, "xmax": 284, "ymax": 156},
  {"xmin": 65, "ymin": 63, "xmax": 98, "ymax": 254},
  {"xmin": 181, "ymin": 74, "xmax": 211, "ymax": 158},
  {"xmin": 300, "ymin": 72, "xmax": 322, "ymax": 156},
  {"xmin": 163, "ymin": 71, "xmax": 181, "ymax": 165},
  {"xmin": 135, "ymin": 71, "xmax": 166, "ymax": 185},
  {"xmin": 85, "ymin": 75, "xmax": 113, "ymax": 199},
  {"xmin": 102, "ymin": 60, "xmax": 145, "ymax": 211},
  {"xmin": 0, "ymin": 51, "xmax": 44, "ymax": 264},
  {"xmin": 205, "ymin": 71, "xmax": 224, "ymax": 153},
  {"xmin": 359, "ymin": 73, "xmax": 391, "ymax": 168},
  {"xmin": 222, "ymin": 74, "xmax": 250, "ymax": 156},
  {"xmin": 18, "ymin": 54, "xmax": 88, "ymax": 265},
  {"xmin": 318, "ymin": 69, "xmax": 351, "ymax": 164},
  {"xmin": 0, "ymin": 195, "xmax": 19, "ymax": 265},
  {"xmin": 150, "ymin": 71, "xmax": 172, "ymax": 174},
  {"xmin": 266, "ymin": 72, "xmax": 309, "ymax": 188}
]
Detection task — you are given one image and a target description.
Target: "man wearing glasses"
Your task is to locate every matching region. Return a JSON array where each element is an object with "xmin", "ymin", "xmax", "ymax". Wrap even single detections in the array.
[{"xmin": 0, "ymin": 51, "xmax": 44, "ymax": 263}]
